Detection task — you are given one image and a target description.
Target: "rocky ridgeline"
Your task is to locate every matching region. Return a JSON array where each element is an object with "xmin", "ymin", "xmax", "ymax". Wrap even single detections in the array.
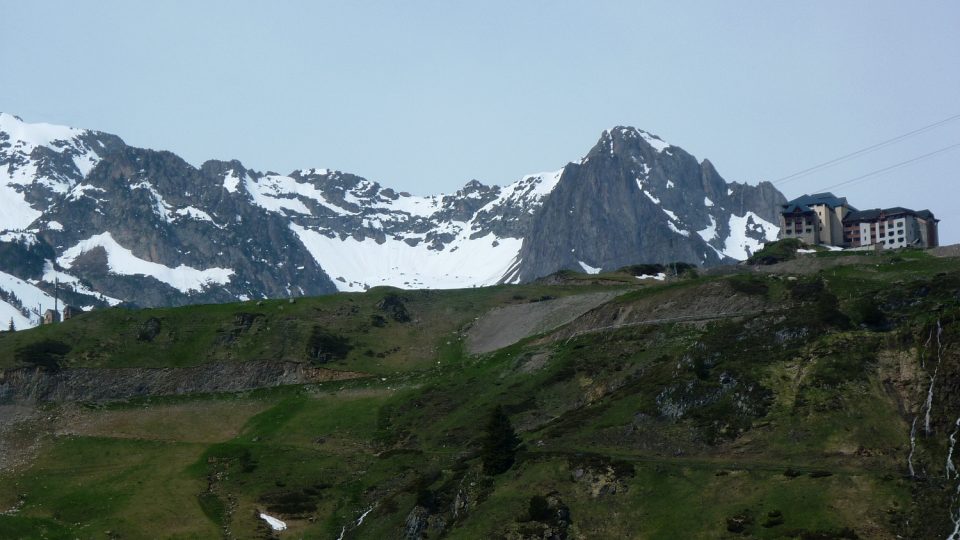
[{"xmin": 0, "ymin": 113, "xmax": 784, "ymax": 323}]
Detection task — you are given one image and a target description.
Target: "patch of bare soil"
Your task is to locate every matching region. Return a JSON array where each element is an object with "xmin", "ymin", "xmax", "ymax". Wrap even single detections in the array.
[
  {"xmin": 55, "ymin": 400, "xmax": 271, "ymax": 443},
  {"xmin": 752, "ymin": 254, "xmax": 879, "ymax": 275},
  {"xmin": 0, "ymin": 404, "xmax": 56, "ymax": 474},
  {"xmin": 465, "ymin": 291, "xmax": 623, "ymax": 354},
  {"xmin": 929, "ymin": 244, "xmax": 960, "ymax": 258},
  {"xmin": 547, "ymin": 279, "xmax": 770, "ymax": 342}
]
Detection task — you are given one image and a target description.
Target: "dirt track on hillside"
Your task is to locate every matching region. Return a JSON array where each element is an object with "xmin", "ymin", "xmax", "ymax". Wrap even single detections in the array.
[
  {"xmin": 545, "ymin": 279, "xmax": 771, "ymax": 342},
  {"xmin": 465, "ymin": 291, "xmax": 623, "ymax": 354}
]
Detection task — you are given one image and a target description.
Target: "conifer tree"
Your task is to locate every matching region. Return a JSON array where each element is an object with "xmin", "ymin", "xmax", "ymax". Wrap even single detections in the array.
[
  {"xmin": 7, "ymin": 318, "xmax": 13, "ymax": 332},
  {"xmin": 481, "ymin": 405, "xmax": 521, "ymax": 475}
]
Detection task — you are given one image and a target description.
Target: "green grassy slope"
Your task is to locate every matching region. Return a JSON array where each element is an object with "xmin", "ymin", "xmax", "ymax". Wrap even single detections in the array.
[
  {"xmin": 0, "ymin": 279, "xmax": 633, "ymax": 372},
  {"xmin": 1, "ymin": 248, "xmax": 959, "ymax": 539}
]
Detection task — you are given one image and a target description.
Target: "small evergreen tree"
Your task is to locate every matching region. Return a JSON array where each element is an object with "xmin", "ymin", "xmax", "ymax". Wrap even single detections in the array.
[
  {"xmin": 528, "ymin": 495, "xmax": 552, "ymax": 522},
  {"xmin": 481, "ymin": 405, "xmax": 520, "ymax": 475},
  {"xmin": 7, "ymin": 318, "xmax": 13, "ymax": 332}
]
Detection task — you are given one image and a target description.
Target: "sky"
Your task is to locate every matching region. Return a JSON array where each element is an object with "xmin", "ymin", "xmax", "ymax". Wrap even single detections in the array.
[{"xmin": 3, "ymin": 1, "xmax": 959, "ymax": 242}]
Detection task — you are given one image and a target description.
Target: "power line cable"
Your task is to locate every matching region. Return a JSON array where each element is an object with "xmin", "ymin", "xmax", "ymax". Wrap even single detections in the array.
[
  {"xmin": 771, "ymin": 112, "xmax": 960, "ymax": 185},
  {"xmin": 811, "ymin": 141, "xmax": 960, "ymax": 193}
]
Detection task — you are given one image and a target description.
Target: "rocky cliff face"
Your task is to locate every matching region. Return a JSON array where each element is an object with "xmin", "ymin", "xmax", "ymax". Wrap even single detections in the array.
[
  {"xmin": 0, "ymin": 113, "xmax": 785, "ymax": 327},
  {"xmin": 514, "ymin": 128, "xmax": 783, "ymax": 282}
]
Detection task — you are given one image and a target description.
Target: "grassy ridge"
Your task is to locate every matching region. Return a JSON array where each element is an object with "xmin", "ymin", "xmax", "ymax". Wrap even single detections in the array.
[
  {"xmin": 1, "ymin": 249, "xmax": 959, "ymax": 538},
  {"xmin": 0, "ymin": 281, "xmax": 634, "ymax": 372}
]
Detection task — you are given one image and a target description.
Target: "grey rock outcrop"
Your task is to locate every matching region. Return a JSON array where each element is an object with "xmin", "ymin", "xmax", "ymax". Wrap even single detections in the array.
[
  {"xmin": 513, "ymin": 127, "xmax": 785, "ymax": 281},
  {"xmin": 0, "ymin": 361, "xmax": 364, "ymax": 403},
  {"xmin": 0, "ymin": 114, "xmax": 785, "ymax": 318}
]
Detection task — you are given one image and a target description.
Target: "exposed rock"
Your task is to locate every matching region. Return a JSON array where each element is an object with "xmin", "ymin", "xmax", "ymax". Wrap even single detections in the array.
[
  {"xmin": 569, "ymin": 456, "xmax": 634, "ymax": 498},
  {"xmin": 514, "ymin": 127, "xmax": 784, "ymax": 282},
  {"xmin": 0, "ymin": 361, "xmax": 365, "ymax": 403},
  {"xmin": 0, "ymin": 114, "xmax": 785, "ymax": 318},
  {"xmin": 403, "ymin": 505, "xmax": 430, "ymax": 540}
]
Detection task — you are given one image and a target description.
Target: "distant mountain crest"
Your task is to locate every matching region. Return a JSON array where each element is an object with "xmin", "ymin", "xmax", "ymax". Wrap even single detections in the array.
[{"xmin": 0, "ymin": 114, "xmax": 784, "ymax": 328}]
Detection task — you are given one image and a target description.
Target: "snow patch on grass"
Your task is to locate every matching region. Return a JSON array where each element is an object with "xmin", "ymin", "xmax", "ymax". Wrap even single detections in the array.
[
  {"xmin": 259, "ymin": 513, "xmax": 287, "ymax": 531},
  {"xmin": 578, "ymin": 260, "xmax": 602, "ymax": 274}
]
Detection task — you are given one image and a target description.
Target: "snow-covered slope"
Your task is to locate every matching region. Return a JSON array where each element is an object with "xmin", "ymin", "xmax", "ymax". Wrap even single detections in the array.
[
  {"xmin": 723, "ymin": 212, "xmax": 780, "ymax": 260},
  {"xmin": 58, "ymin": 232, "xmax": 235, "ymax": 294},
  {"xmin": 0, "ymin": 269, "xmax": 58, "ymax": 329},
  {"xmin": 0, "ymin": 115, "xmax": 785, "ymax": 328},
  {"xmin": 0, "ymin": 113, "xmax": 120, "ymax": 231},
  {"xmin": 229, "ymin": 166, "xmax": 565, "ymax": 291}
]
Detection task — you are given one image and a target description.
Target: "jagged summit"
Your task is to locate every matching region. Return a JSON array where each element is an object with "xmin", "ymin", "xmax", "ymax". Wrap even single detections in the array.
[
  {"xmin": 0, "ymin": 114, "xmax": 784, "ymax": 328},
  {"xmin": 594, "ymin": 126, "xmax": 674, "ymax": 155}
]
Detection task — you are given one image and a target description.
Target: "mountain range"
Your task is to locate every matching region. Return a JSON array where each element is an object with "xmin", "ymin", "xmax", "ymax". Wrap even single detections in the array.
[{"xmin": 0, "ymin": 113, "xmax": 784, "ymax": 327}]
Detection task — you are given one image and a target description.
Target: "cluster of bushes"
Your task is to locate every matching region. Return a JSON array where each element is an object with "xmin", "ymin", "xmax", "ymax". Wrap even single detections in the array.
[
  {"xmin": 377, "ymin": 293, "xmax": 411, "ymax": 322},
  {"xmin": 14, "ymin": 339, "xmax": 71, "ymax": 370},
  {"xmin": 728, "ymin": 274, "xmax": 769, "ymax": 295},
  {"xmin": 787, "ymin": 277, "xmax": 851, "ymax": 330},
  {"xmin": 746, "ymin": 238, "xmax": 804, "ymax": 265},
  {"xmin": 305, "ymin": 326, "xmax": 352, "ymax": 363}
]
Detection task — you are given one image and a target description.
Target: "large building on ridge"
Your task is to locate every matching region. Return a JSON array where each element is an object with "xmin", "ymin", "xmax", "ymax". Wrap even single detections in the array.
[
  {"xmin": 779, "ymin": 193, "xmax": 855, "ymax": 246},
  {"xmin": 778, "ymin": 192, "xmax": 939, "ymax": 249}
]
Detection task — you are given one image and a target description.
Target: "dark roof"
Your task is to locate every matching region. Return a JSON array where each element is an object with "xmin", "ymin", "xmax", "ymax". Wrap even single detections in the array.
[
  {"xmin": 781, "ymin": 192, "xmax": 855, "ymax": 213},
  {"xmin": 781, "ymin": 203, "xmax": 815, "ymax": 214},
  {"xmin": 843, "ymin": 207, "xmax": 937, "ymax": 223},
  {"xmin": 844, "ymin": 209, "xmax": 881, "ymax": 222}
]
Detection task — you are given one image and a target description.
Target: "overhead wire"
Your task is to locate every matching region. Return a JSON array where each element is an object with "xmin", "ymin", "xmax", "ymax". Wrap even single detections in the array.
[
  {"xmin": 811, "ymin": 141, "xmax": 960, "ymax": 193},
  {"xmin": 771, "ymin": 112, "xmax": 960, "ymax": 186}
]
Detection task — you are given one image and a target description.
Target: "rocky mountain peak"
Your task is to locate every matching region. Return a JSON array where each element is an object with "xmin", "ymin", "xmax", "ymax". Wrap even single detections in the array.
[
  {"xmin": 0, "ymin": 115, "xmax": 785, "ymax": 328},
  {"xmin": 587, "ymin": 126, "xmax": 676, "ymax": 161}
]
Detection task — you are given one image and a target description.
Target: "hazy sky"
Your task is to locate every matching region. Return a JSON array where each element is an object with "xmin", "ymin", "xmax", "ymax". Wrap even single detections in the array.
[{"xmin": 3, "ymin": 1, "xmax": 959, "ymax": 241}]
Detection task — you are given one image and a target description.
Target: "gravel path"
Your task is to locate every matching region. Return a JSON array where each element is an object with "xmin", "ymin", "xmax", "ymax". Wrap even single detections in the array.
[{"xmin": 465, "ymin": 291, "xmax": 622, "ymax": 354}]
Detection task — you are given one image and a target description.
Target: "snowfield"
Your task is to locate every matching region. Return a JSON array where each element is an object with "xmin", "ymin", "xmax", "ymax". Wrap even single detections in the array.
[
  {"xmin": 291, "ymin": 224, "xmax": 522, "ymax": 291},
  {"xmin": 259, "ymin": 513, "xmax": 287, "ymax": 531},
  {"xmin": 722, "ymin": 212, "xmax": 779, "ymax": 260},
  {"xmin": 0, "ymin": 114, "xmax": 787, "ymax": 331},
  {"xmin": 578, "ymin": 260, "xmax": 603, "ymax": 274},
  {"xmin": 58, "ymin": 232, "xmax": 234, "ymax": 293},
  {"xmin": 0, "ymin": 269, "xmax": 58, "ymax": 328},
  {"xmin": 0, "ymin": 112, "xmax": 104, "ymax": 230}
]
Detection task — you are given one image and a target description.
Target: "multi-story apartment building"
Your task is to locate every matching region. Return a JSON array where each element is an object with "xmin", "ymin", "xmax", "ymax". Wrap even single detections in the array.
[
  {"xmin": 843, "ymin": 207, "xmax": 939, "ymax": 249},
  {"xmin": 778, "ymin": 192, "xmax": 939, "ymax": 249},
  {"xmin": 778, "ymin": 193, "xmax": 855, "ymax": 246}
]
